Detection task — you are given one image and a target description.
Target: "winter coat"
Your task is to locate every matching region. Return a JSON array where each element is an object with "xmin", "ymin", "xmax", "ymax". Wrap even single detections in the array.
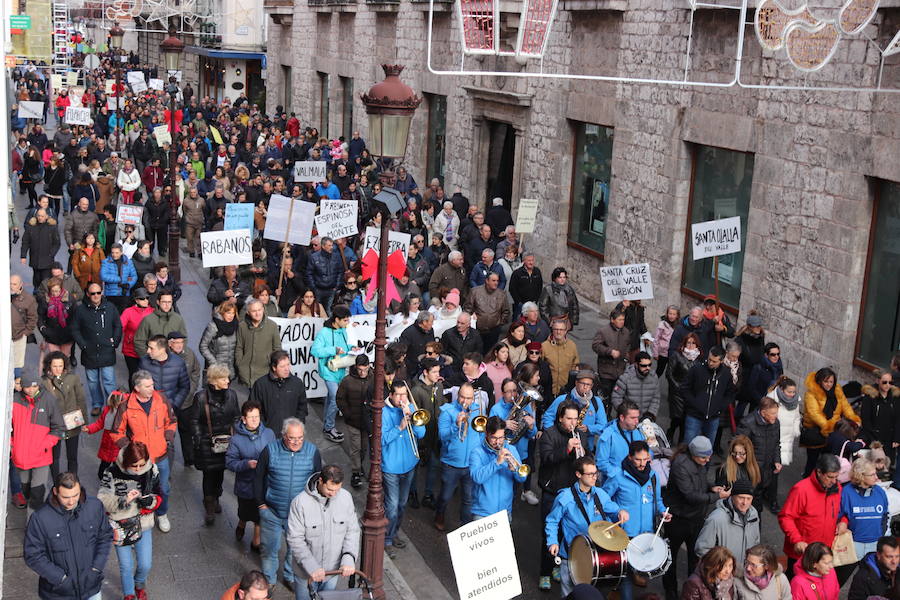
[
  {"xmin": 189, "ymin": 386, "xmax": 240, "ymax": 471},
  {"xmin": 801, "ymin": 371, "xmax": 859, "ymax": 441},
  {"xmin": 250, "ymin": 372, "xmax": 308, "ymax": 433},
  {"xmin": 857, "ymin": 383, "xmax": 900, "ymax": 449},
  {"xmin": 469, "ymin": 438, "xmax": 526, "ymax": 517},
  {"xmin": 206, "ymin": 277, "xmax": 251, "ymax": 311},
  {"xmin": 336, "ymin": 366, "xmax": 374, "ymax": 431},
  {"xmin": 508, "ymin": 265, "xmax": 543, "ymax": 305},
  {"xmin": 71, "ymin": 244, "xmax": 105, "ymax": 290},
  {"xmin": 669, "ymin": 316, "xmax": 717, "ymax": 359},
  {"xmin": 733, "ymin": 567, "xmax": 791, "ymax": 600},
  {"xmin": 132, "ymin": 308, "xmax": 187, "ymax": 357},
  {"xmin": 737, "ymin": 410, "xmax": 781, "ymax": 473},
  {"xmin": 541, "ymin": 338, "xmax": 579, "ymax": 397},
  {"xmin": 407, "ymin": 252, "xmax": 432, "ymax": 290},
  {"xmin": 119, "ymin": 304, "xmax": 153, "ymax": 359},
  {"xmin": 848, "ymin": 552, "xmax": 897, "ymax": 600},
  {"xmin": 745, "ymin": 359, "xmax": 783, "ymax": 407},
  {"xmin": 778, "ymin": 471, "xmax": 845, "ymax": 559},
  {"xmin": 97, "ymin": 451, "xmax": 162, "ymax": 534},
  {"xmin": 42, "ymin": 373, "xmax": 88, "ymax": 439},
  {"xmin": 682, "ymin": 362, "xmax": 737, "ymax": 421},
  {"xmin": 602, "ymin": 464, "xmax": 667, "ymax": 538},
  {"xmin": 440, "ymin": 327, "xmax": 483, "ymax": 371},
  {"xmin": 591, "ymin": 321, "xmax": 631, "ymax": 381},
  {"xmin": 665, "ymin": 452, "xmax": 719, "ymax": 521},
  {"xmin": 399, "ymin": 323, "xmax": 436, "ymax": 376},
  {"xmin": 428, "ymin": 262, "xmax": 469, "ymax": 303},
  {"xmin": 64, "ymin": 207, "xmax": 99, "ymax": 247},
  {"xmin": 99, "ymin": 255, "xmax": 138, "ymax": 297},
  {"xmin": 469, "ymin": 260, "xmax": 506, "ymax": 290},
  {"xmin": 539, "ymin": 281, "xmax": 580, "ymax": 327},
  {"xmin": 255, "ymin": 440, "xmax": 323, "ymax": 519},
  {"xmin": 23, "ymin": 493, "xmax": 112, "ymax": 600},
  {"xmin": 12, "ymin": 388, "xmax": 63, "ymax": 470},
  {"xmin": 83, "ymin": 404, "xmax": 120, "ymax": 463},
  {"xmin": 695, "ymin": 498, "xmax": 761, "ymax": 569},
  {"xmin": 433, "ymin": 210, "xmax": 460, "ymax": 249},
  {"xmin": 306, "ymin": 249, "xmax": 343, "ymax": 291},
  {"xmin": 138, "ymin": 352, "xmax": 190, "ymax": 409},
  {"xmin": 143, "ymin": 198, "xmax": 170, "ymax": 229},
  {"xmin": 226, "ymin": 421, "xmax": 276, "ymax": 499},
  {"xmin": 37, "ymin": 295, "xmax": 74, "ymax": 346},
  {"xmin": 110, "ymin": 391, "xmax": 177, "ymax": 462},
  {"xmin": 286, "ymin": 474, "xmax": 360, "ymax": 581},
  {"xmin": 464, "ymin": 285, "xmax": 510, "ymax": 332},
  {"xmin": 789, "ymin": 561, "xmax": 839, "ymax": 600},
  {"xmin": 198, "ymin": 319, "xmax": 238, "ymax": 378},
  {"xmin": 22, "ymin": 219, "xmax": 61, "ymax": 270},
  {"xmin": 12, "ymin": 290, "xmax": 38, "ymax": 341},
  {"xmin": 611, "ymin": 364, "xmax": 661, "ymax": 418},
  {"xmin": 181, "ymin": 193, "xmax": 205, "ymax": 227},
  {"xmin": 235, "ymin": 316, "xmax": 282, "ymax": 386},
  {"xmin": 310, "ymin": 325, "xmax": 351, "ymax": 383},
  {"xmin": 116, "ymin": 167, "xmax": 141, "ymax": 192},
  {"xmin": 538, "ymin": 422, "xmax": 580, "ymax": 495},
  {"xmin": 652, "ymin": 319, "xmax": 676, "ymax": 360},
  {"xmin": 766, "ymin": 388, "xmax": 801, "ymax": 466},
  {"xmin": 681, "ymin": 571, "xmax": 735, "ymax": 600},
  {"xmin": 70, "ymin": 298, "xmax": 122, "ymax": 369},
  {"xmin": 130, "ymin": 252, "xmax": 155, "ymax": 285}
]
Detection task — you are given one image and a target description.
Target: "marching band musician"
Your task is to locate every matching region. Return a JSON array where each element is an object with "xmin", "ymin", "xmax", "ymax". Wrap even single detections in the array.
[
  {"xmin": 433, "ymin": 381, "xmax": 484, "ymax": 532},
  {"xmin": 382, "ymin": 381, "xmax": 426, "ymax": 559},
  {"xmin": 546, "ymin": 455, "xmax": 628, "ymax": 597},
  {"xmin": 490, "ymin": 378, "xmax": 537, "ymax": 499},
  {"xmin": 601, "ymin": 440, "xmax": 670, "ymax": 600},
  {"xmin": 595, "ymin": 400, "xmax": 646, "ymax": 483},
  {"xmin": 537, "ymin": 400, "xmax": 586, "ymax": 591},
  {"xmin": 469, "ymin": 416, "xmax": 528, "ymax": 521},
  {"xmin": 541, "ymin": 369, "xmax": 607, "ymax": 448},
  {"xmin": 410, "ymin": 358, "xmax": 446, "ymax": 510}
]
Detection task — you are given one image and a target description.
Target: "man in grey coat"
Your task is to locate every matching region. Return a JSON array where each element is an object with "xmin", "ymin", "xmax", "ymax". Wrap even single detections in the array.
[
  {"xmin": 611, "ymin": 351, "xmax": 661, "ymax": 421},
  {"xmin": 286, "ymin": 465, "xmax": 360, "ymax": 600},
  {"xmin": 694, "ymin": 479, "xmax": 760, "ymax": 569}
]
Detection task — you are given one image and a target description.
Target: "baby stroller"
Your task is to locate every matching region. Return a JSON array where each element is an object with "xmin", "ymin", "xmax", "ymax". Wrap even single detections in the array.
[
  {"xmin": 640, "ymin": 418, "xmax": 673, "ymax": 487},
  {"xmin": 308, "ymin": 570, "xmax": 374, "ymax": 600}
]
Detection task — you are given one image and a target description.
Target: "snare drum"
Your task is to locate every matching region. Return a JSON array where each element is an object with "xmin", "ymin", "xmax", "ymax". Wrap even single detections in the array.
[
  {"xmin": 626, "ymin": 533, "xmax": 672, "ymax": 579},
  {"xmin": 569, "ymin": 534, "xmax": 627, "ymax": 585}
]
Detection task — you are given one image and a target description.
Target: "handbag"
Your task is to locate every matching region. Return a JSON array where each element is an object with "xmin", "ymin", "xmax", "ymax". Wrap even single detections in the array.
[
  {"xmin": 837, "ymin": 440, "xmax": 852, "ymax": 483},
  {"xmin": 799, "ymin": 426, "xmax": 827, "ymax": 448},
  {"xmin": 831, "ymin": 530, "xmax": 858, "ymax": 566},
  {"xmin": 205, "ymin": 400, "xmax": 231, "ymax": 454},
  {"xmin": 110, "ymin": 514, "xmax": 142, "ymax": 546}
]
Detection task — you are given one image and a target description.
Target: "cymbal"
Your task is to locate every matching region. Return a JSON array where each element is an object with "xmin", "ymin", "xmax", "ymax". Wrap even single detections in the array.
[{"xmin": 589, "ymin": 520, "xmax": 629, "ymax": 551}]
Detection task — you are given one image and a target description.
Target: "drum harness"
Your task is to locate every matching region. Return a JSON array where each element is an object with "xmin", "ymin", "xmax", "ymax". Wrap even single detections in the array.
[{"xmin": 568, "ymin": 484, "xmax": 605, "ymax": 552}]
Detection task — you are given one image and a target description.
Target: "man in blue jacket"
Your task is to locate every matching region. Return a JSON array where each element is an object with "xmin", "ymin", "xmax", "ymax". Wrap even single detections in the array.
[
  {"xmin": 542, "ymin": 369, "xmax": 607, "ymax": 441},
  {"xmin": 305, "ymin": 237, "xmax": 344, "ymax": 313},
  {"xmin": 139, "ymin": 334, "xmax": 192, "ymax": 464},
  {"xmin": 382, "ymin": 381, "xmax": 425, "ymax": 558},
  {"xmin": 595, "ymin": 400, "xmax": 645, "ymax": 483},
  {"xmin": 434, "ymin": 381, "xmax": 484, "ymax": 532},
  {"xmin": 24, "ymin": 472, "xmax": 112, "ymax": 600},
  {"xmin": 546, "ymin": 455, "xmax": 628, "ymax": 597},
  {"xmin": 469, "ymin": 416, "xmax": 527, "ymax": 521}
]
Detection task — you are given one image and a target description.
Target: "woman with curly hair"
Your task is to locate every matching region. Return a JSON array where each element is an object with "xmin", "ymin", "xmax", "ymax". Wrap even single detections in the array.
[{"xmin": 681, "ymin": 545, "xmax": 736, "ymax": 600}]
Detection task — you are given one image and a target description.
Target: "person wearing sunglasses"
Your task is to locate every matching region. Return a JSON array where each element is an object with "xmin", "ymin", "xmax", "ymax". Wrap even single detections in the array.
[
  {"xmin": 610, "ymin": 351, "xmax": 660, "ymax": 423},
  {"xmin": 744, "ymin": 342, "xmax": 784, "ymax": 420},
  {"xmin": 858, "ymin": 371, "xmax": 900, "ymax": 468}
]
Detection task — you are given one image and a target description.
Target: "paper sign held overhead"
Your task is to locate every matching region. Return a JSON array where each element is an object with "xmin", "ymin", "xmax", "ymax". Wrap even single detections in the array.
[
  {"xmin": 126, "ymin": 71, "xmax": 145, "ymax": 85},
  {"xmin": 17, "ymin": 101, "xmax": 43, "ymax": 119},
  {"xmin": 292, "ymin": 161, "xmax": 327, "ymax": 183},
  {"xmin": 200, "ymin": 229, "xmax": 253, "ymax": 268},
  {"xmin": 447, "ymin": 511, "xmax": 521, "ymax": 600},
  {"xmin": 148, "ymin": 78, "xmax": 164, "ymax": 91},
  {"xmin": 131, "ymin": 80, "xmax": 148, "ymax": 93},
  {"xmin": 363, "ymin": 227, "xmax": 411, "ymax": 261},
  {"xmin": 263, "ymin": 196, "xmax": 317, "ymax": 246},
  {"xmin": 66, "ymin": 71, "xmax": 79, "ymax": 86},
  {"xmin": 691, "ymin": 216, "xmax": 742, "ymax": 260},
  {"xmin": 515, "ymin": 198, "xmax": 539, "ymax": 234},
  {"xmin": 270, "ymin": 317, "xmax": 326, "ymax": 398},
  {"xmin": 315, "ymin": 200, "xmax": 358, "ymax": 240},
  {"xmin": 51, "ymin": 74, "xmax": 62, "ymax": 89},
  {"xmin": 600, "ymin": 263, "xmax": 654, "ymax": 303},
  {"xmin": 116, "ymin": 204, "xmax": 144, "ymax": 225},
  {"xmin": 64, "ymin": 107, "xmax": 92, "ymax": 126},
  {"xmin": 224, "ymin": 203, "xmax": 254, "ymax": 232},
  {"xmin": 153, "ymin": 125, "xmax": 171, "ymax": 146}
]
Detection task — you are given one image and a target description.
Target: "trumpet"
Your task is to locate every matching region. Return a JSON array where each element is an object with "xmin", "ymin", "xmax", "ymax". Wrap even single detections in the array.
[
  {"xmin": 459, "ymin": 391, "xmax": 488, "ymax": 441},
  {"xmin": 495, "ymin": 442, "xmax": 531, "ymax": 477},
  {"xmin": 402, "ymin": 382, "xmax": 431, "ymax": 459},
  {"xmin": 571, "ymin": 430, "xmax": 585, "ymax": 459}
]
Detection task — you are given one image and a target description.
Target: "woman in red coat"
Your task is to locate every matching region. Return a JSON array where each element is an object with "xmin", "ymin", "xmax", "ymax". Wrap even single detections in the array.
[
  {"xmin": 790, "ymin": 542, "xmax": 839, "ymax": 600},
  {"xmin": 54, "ymin": 90, "xmax": 70, "ymax": 120},
  {"xmin": 119, "ymin": 289, "xmax": 154, "ymax": 381}
]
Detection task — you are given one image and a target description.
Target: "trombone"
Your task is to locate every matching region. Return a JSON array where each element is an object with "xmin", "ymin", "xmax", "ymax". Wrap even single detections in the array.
[
  {"xmin": 459, "ymin": 389, "xmax": 488, "ymax": 441},
  {"xmin": 402, "ymin": 381, "xmax": 430, "ymax": 460},
  {"xmin": 496, "ymin": 442, "xmax": 531, "ymax": 477}
]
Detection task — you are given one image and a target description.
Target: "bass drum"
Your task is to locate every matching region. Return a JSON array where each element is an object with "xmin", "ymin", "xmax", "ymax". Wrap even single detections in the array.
[
  {"xmin": 627, "ymin": 533, "xmax": 672, "ymax": 579},
  {"xmin": 569, "ymin": 534, "xmax": 627, "ymax": 585}
]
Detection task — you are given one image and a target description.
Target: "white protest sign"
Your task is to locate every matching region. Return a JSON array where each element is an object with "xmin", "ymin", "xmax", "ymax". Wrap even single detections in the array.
[
  {"xmin": 448, "ymin": 511, "xmax": 521, "ymax": 600},
  {"xmin": 224, "ymin": 203, "xmax": 254, "ymax": 232},
  {"xmin": 104, "ymin": 79, "xmax": 115, "ymax": 95},
  {"xmin": 126, "ymin": 71, "xmax": 145, "ymax": 85},
  {"xmin": 66, "ymin": 71, "xmax": 79, "ymax": 86},
  {"xmin": 64, "ymin": 106, "xmax": 92, "ymax": 126},
  {"xmin": 116, "ymin": 204, "xmax": 144, "ymax": 225},
  {"xmin": 153, "ymin": 125, "xmax": 171, "ymax": 146},
  {"xmin": 347, "ymin": 314, "xmax": 377, "ymax": 361},
  {"xmin": 200, "ymin": 229, "xmax": 253, "ymax": 268},
  {"xmin": 515, "ymin": 198, "xmax": 539, "ymax": 234},
  {"xmin": 107, "ymin": 98, "xmax": 121, "ymax": 111},
  {"xmin": 263, "ymin": 195, "xmax": 317, "ymax": 246},
  {"xmin": 292, "ymin": 161, "xmax": 327, "ymax": 182},
  {"xmin": 166, "ymin": 70, "xmax": 183, "ymax": 82},
  {"xmin": 600, "ymin": 263, "xmax": 654, "ymax": 303},
  {"xmin": 51, "ymin": 74, "xmax": 62, "ymax": 90},
  {"xmin": 17, "ymin": 101, "xmax": 43, "ymax": 119},
  {"xmin": 363, "ymin": 227, "xmax": 411, "ymax": 261},
  {"xmin": 691, "ymin": 216, "xmax": 742, "ymax": 260},
  {"xmin": 271, "ymin": 317, "xmax": 326, "ymax": 398},
  {"xmin": 315, "ymin": 200, "xmax": 358, "ymax": 240},
  {"xmin": 148, "ymin": 78, "xmax": 164, "ymax": 91},
  {"xmin": 131, "ymin": 79, "xmax": 148, "ymax": 93}
]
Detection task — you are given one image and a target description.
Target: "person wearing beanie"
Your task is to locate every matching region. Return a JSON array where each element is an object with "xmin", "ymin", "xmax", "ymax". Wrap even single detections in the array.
[
  {"xmin": 662, "ymin": 435, "xmax": 729, "ymax": 598},
  {"xmin": 695, "ymin": 476, "xmax": 761, "ymax": 570}
]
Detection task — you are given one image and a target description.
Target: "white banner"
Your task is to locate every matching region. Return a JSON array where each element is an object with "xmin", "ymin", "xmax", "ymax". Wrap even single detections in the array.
[
  {"xmin": 448, "ymin": 511, "xmax": 521, "ymax": 600},
  {"xmin": 116, "ymin": 204, "xmax": 144, "ymax": 225},
  {"xmin": 107, "ymin": 98, "xmax": 122, "ymax": 111},
  {"xmin": 130, "ymin": 80, "xmax": 148, "ymax": 93},
  {"xmin": 271, "ymin": 317, "xmax": 327, "ymax": 398},
  {"xmin": 691, "ymin": 216, "xmax": 742, "ymax": 260},
  {"xmin": 292, "ymin": 161, "xmax": 327, "ymax": 182},
  {"xmin": 263, "ymin": 195, "xmax": 316, "ymax": 246},
  {"xmin": 64, "ymin": 106, "xmax": 92, "ymax": 126},
  {"xmin": 153, "ymin": 125, "xmax": 171, "ymax": 146},
  {"xmin": 600, "ymin": 263, "xmax": 654, "ymax": 303},
  {"xmin": 17, "ymin": 101, "xmax": 43, "ymax": 119},
  {"xmin": 66, "ymin": 71, "xmax": 79, "ymax": 86},
  {"xmin": 148, "ymin": 78, "xmax": 164, "ymax": 91},
  {"xmin": 126, "ymin": 71, "xmax": 145, "ymax": 85},
  {"xmin": 200, "ymin": 229, "xmax": 253, "ymax": 268},
  {"xmin": 515, "ymin": 198, "xmax": 539, "ymax": 234},
  {"xmin": 315, "ymin": 200, "xmax": 358, "ymax": 240},
  {"xmin": 363, "ymin": 227, "xmax": 411, "ymax": 261}
]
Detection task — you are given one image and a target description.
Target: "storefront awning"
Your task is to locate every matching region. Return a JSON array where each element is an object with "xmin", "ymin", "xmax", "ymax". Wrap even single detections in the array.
[{"xmin": 185, "ymin": 46, "xmax": 267, "ymax": 69}]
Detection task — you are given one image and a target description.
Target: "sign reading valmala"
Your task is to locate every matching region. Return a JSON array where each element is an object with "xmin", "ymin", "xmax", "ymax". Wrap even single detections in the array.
[
  {"xmin": 270, "ymin": 317, "xmax": 326, "ymax": 398},
  {"xmin": 200, "ymin": 229, "xmax": 253, "ymax": 268},
  {"xmin": 600, "ymin": 263, "xmax": 654, "ymax": 303},
  {"xmin": 691, "ymin": 216, "xmax": 742, "ymax": 260},
  {"xmin": 292, "ymin": 161, "xmax": 327, "ymax": 183},
  {"xmin": 447, "ymin": 511, "xmax": 521, "ymax": 600}
]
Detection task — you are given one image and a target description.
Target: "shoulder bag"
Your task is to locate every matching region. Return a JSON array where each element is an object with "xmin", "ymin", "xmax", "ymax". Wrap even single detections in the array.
[{"xmin": 205, "ymin": 400, "xmax": 232, "ymax": 454}]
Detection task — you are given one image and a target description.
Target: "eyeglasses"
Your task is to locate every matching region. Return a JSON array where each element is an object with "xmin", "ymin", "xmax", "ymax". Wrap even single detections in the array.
[
  {"xmin": 768, "ymin": 352, "xmax": 780, "ymax": 357},
  {"xmin": 528, "ymin": 350, "xmax": 541, "ymax": 355},
  {"xmin": 581, "ymin": 471, "xmax": 599, "ymax": 477},
  {"xmin": 731, "ymin": 451, "xmax": 747, "ymax": 457},
  {"xmin": 487, "ymin": 434, "xmax": 506, "ymax": 442},
  {"xmin": 345, "ymin": 281, "xmax": 357, "ymax": 286},
  {"xmin": 88, "ymin": 291, "xmax": 102, "ymax": 296},
  {"xmin": 425, "ymin": 351, "xmax": 437, "ymax": 355},
  {"xmin": 638, "ymin": 363, "xmax": 652, "ymax": 368},
  {"xmin": 881, "ymin": 379, "xmax": 893, "ymax": 385}
]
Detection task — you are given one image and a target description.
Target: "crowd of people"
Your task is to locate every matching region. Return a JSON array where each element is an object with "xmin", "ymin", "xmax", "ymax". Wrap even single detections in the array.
[{"xmin": 8, "ymin": 47, "xmax": 900, "ymax": 600}]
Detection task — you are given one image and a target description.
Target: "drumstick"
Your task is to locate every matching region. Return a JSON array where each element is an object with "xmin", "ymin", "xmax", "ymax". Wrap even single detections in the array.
[
  {"xmin": 600, "ymin": 518, "xmax": 625, "ymax": 534},
  {"xmin": 644, "ymin": 509, "xmax": 669, "ymax": 552}
]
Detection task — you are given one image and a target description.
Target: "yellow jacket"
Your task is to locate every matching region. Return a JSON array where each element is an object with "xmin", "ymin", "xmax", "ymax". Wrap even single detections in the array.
[{"xmin": 801, "ymin": 371, "xmax": 859, "ymax": 439}]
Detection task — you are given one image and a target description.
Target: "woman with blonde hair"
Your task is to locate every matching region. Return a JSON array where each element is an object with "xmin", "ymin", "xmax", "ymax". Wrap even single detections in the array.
[
  {"xmin": 836, "ymin": 457, "xmax": 888, "ymax": 584},
  {"xmin": 715, "ymin": 434, "xmax": 761, "ymax": 492}
]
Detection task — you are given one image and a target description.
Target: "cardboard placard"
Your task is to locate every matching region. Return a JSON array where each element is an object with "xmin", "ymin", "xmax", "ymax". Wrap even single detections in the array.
[
  {"xmin": 691, "ymin": 216, "xmax": 742, "ymax": 260},
  {"xmin": 17, "ymin": 101, "xmax": 43, "ymax": 119},
  {"xmin": 263, "ymin": 195, "xmax": 316, "ymax": 246},
  {"xmin": 447, "ymin": 511, "xmax": 522, "ymax": 600},
  {"xmin": 363, "ymin": 227, "xmax": 410, "ymax": 261},
  {"xmin": 153, "ymin": 125, "xmax": 171, "ymax": 146},
  {"xmin": 115, "ymin": 204, "xmax": 144, "ymax": 225},
  {"xmin": 50, "ymin": 74, "xmax": 62, "ymax": 89},
  {"xmin": 148, "ymin": 78, "xmax": 164, "ymax": 91},
  {"xmin": 200, "ymin": 229, "xmax": 253, "ymax": 268},
  {"xmin": 270, "ymin": 317, "xmax": 327, "ymax": 398},
  {"xmin": 292, "ymin": 161, "xmax": 327, "ymax": 183},
  {"xmin": 64, "ymin": 106, "xmax": 92, "ymax": 126},
  {"xmin": 224, "ymin": 203, "xmax": 254, "ymax": 232},
  {"xmin": 315, "ymin": 200, "xmax": 358, "ymax": 240},
  {"xmin": 600, "ymin": 263, "xmax": 654, "ymax": 303},
  {"xmin": 104, "ymin": 79, "xmax": 115, "ymax": 94},
  {"xmin": 66, "ymin": 71, "xmax": 79, "ymax": 86},
  {"xmin": 107, "ymin": 97, "xmax": 121, "ymax": 111},
  {"xmin": 515, "ymin": 198, "xmax": 539, "ymax": 234},
  {"xmin": 126, "ymin": 71, "xmax": 145, "ymax": 85},
  {"xmin": 131, "ymin": 80, "xmax": 148, "ymax": 93}
]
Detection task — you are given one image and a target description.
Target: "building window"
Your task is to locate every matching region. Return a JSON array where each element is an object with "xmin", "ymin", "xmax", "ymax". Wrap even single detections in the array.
[
  {"xmin": 682, "ymin": 145, "xmax": 754, "ymax": 309},
  {"xmin": 340, "ymin": 77, "xmax": 353, "ymax": 138},
  {"xmin": 568, "ymin": 122, "xmax": 614, "ymax": 256},
  {"xmin": 425, "ymin": 93, "xmax": 447, "ymax": 186},
  {"xmin": 858, "ymin": 180, "xmax": 900, "ymax": 368},
  {"xmin": 282, "ymin": 65, "xmax": 292, "ymax": 114},
  {"xmin": 318, "ymin": 72, "xmax": 330, "ymax": 138}
]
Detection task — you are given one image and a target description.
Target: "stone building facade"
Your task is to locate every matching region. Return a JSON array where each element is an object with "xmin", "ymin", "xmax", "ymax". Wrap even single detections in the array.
[{"xmin": 263, "ymin": 0, "xmax": 900, "ymax": 381}]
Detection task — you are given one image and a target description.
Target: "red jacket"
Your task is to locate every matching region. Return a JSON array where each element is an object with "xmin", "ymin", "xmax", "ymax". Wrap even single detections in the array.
[
  {"xmin": 84, "ymin": 404, "xmax": 121, "ymax": 462},
  {"xmin": 790, "ymin": 560, "xmax": 839, "ymax": 600},
  {"xmin": 120, "ymin": 304, "xmax": 154, "ymax": 358},
  {"xmin": 141, "ymin": 165, "xmax": 164, "ymax": 191},
  {"xmin": 54, "ymin": 95, "xmax": 70, "ymax": 117},
  {"xmin": 11, "ymin": 389, "xmax": 62, "ymax": 470},
  {"xmin": 778, "ymin": 472, "xmax": 846, "ymax": 559}
]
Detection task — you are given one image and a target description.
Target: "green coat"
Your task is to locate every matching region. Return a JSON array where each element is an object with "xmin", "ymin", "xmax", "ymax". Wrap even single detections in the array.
[
  {"xmin": 133, "ymin": 309, "xmax": 188, "ymax": 357},
  {"xmin": 41, "ymin": 373, "xmax": 88, "ymax": 439},
  {"xmin": 235, "ymin": 316, "xmax": 282, "ymax": 386}
]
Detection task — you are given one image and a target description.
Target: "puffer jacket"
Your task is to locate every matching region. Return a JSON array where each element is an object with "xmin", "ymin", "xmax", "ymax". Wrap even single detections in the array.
[
  {"xmin": 70, "ymin": 298, "xmax": 122, "ymax": 369},
  {"xmin": 226, "ymin": 421, "xmax": 276, "ymax": 499},
  {"xmin": 255, "ymin": 440, "xmax": 322, "ymax": 519},
  {"xmin": 738, "ymin": 410, "xmax": 781, "ymax": 472},
  {"xmin": 611, "ymin": 363, "xmax": 661, "ymax": 418},
  {"xmin": 41, "ymin": 373, "xmax": 88, "ymax": 439},
  {"xmin": 110, "ymin": 390, "xmax": 177, "ymax": 462},
  {"xmin": 801, "ymin": 371, "xmax": 859, "ymax": 442},
  {"xmin": 63, "ymin": 207, "xmax": 99, "ymax": 247},
  {"xmin": 767, "ymin": 388, "xmax": 801, "ymax": 465},
  {"xmin": 286, "ymin": 474, "xmax": 360, "ymax": 581},
  {"xmin": 733, "ymin": 566, "xmax": 791, "ymax": 600},
  {"xmin": 310, "ymin": 325, "xmax": 351, "ymax": 383},
  {"xmin": 305, "ymin": 248, "xmax": 343, "ymax": 291},
  {"xmin": 99, "ymin": 255, "xmax": 138, "ymax": 297},
  {"xmin": 538, "ymin": 281, "xmax": 580, "ymax": 326},
  {"xmin": 116, "ymin": 167, "xmax": 140, "ymax": 192},
  {"xmin": 790, "ymin": 561, "xmax": 839, "ymax": 600},
  {"xmin": 71, "ymin": 244, "xmax": 105, "ymax": 290},
  {"xmin": 12, "ymin": 388, "xmax": 63, "ymax": 470},
  {"xmin": 189, "ymin": 386, "xmax": 240, "ymax": 471},
  {"xmin": 335, "ymin": 366, "xmax": 374, "ymax": 431},
  {"xmin": 198, "ymin": 319, "xmax": 237, "ymax": 378},
  {"xmin": 132, "ymin": 308, "xmax": 188, "ymax": 357},
  {"xmin": 250, "ymin": 372, "xmax": 308, "ymax": 433},
  {"xmin": 694, "ymin": 497, "xmax": 760, "ymax": 568},
  {"xmin": 666, "ymin": 350, "xmax": 698, "ymax": 421},
  {"xmin": 665, "ymin": 452, "xmax": 719, "ymax": 521},
  {"xmin": 119, "ymin": 304, "xmax": 153, "ymax": 358},
  {"xmin": 97, "ymin": 449, "xmax": 162, "ymax": 534},
  {"xmin": 235, "ymin": 316, "xmax": 282, "ymax": 386},
  {"xmin": 591, "ymin": 321, "xmax": 631, "ymax": 381},
  {"xmin": 138, "ymin": 352, "xmax": 190, "ymax": 409}
]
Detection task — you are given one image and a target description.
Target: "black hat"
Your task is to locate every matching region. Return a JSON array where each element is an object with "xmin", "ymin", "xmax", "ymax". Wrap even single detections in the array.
[
  {"xmin": 166, "ymin": 330, "xmax": 186, "ymax": 340},
  {"xmin": 133, "ymin": 287, "xmax": 150, "ymax": 299},
  {"xmin": 730, "ymin": 479, "xmax": 754, "ymax": 498},
  {"xmin": 19, "ymin": 371, "xmax": 39, "ymax": 388}
]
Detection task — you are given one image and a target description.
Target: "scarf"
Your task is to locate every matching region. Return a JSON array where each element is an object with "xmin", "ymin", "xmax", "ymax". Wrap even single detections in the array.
[
  {"xmin": 507, "ymin": 336, "xmax": 526, "ymax": 348},
  {"xmin": 724, "ymin": 356, "xmax": 740, "ymax": 385},
  {"xmin": 683, "ymin": 347, "xmax": 701, "ymax": 361},
  {"xmin": 214, "ymin": 317, "xmax": 238, "ymax": 338},
  {"xmin": 622, "ymin": 456, "xmax": 651, "ymax": 487},
  {"xmin": 47, "ymin": 295, "xmax": 68, "ymax": 328},
  {"xmin": 823, "ymin": 387, "xmax": 838, "ymax": 419},
  {"xmin": 776, "ymin": 386, "xmax": 799, "ymax": 411},
  {"xmin": 714, "ymin": 577, "xmax": 734, "ymax": 600},
  {"xmin": 363, "ymin": 292, "xmax": 378, "ymax": 313},
  {"xmin": 744, "ymin": 569, "xmax": 772, "ymax": 590}
]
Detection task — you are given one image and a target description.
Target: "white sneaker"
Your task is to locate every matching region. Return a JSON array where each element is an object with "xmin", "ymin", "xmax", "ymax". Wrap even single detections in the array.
[
  {"xmin": 157, "ymin": 514, "xmax": 171, "ymax": 532},
  {"xmin": 521, "ymin": 490, "xmax": 539, "ymax": 505}
]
